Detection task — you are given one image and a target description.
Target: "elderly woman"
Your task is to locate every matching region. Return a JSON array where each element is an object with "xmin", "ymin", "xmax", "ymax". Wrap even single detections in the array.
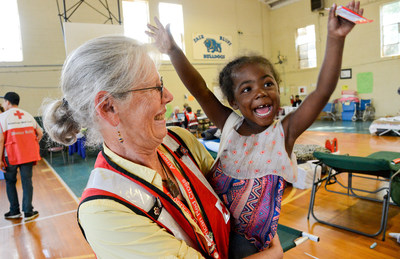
[
  {"xmin": 169, "ymin": 106, "xmax": 180, "ymax": 120},
  {"xmin": 42, "ymin": 36, "xmax": 282, "ymax": 259}
]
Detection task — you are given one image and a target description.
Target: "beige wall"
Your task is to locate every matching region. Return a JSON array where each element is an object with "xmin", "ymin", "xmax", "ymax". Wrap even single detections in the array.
[
  {"xmin": 157, "ymin": 0, "xmax": 268, "ymax": 113},
  {"xmin": 0, "ymin": 0, "xmax": 398, "ymax": 117},
  {"xmin": 268, "ymin": 0, "xmax": 400, "ymax": 116}
]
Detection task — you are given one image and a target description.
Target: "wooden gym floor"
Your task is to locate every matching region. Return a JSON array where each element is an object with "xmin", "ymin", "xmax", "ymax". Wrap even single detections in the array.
[{"xmin": 0, "ymin": 130, "xmax": 399, "ymax": 258}]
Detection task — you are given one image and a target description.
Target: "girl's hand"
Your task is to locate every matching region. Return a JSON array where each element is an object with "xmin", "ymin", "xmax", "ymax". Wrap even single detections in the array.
[
  {"xmin": 146, "ymin": 17, "xmax": 178, "ymax": 54},
  {"xmin": 328, "ymin": 1, "xmax": 363, "ymax": 38},
  {"xmin": 267, "ymin": 233, "xmax": 284, "ymax": 259},
  {"xmin": 244, "ymin": 234, "xmax": 283, "ymax": 259}
]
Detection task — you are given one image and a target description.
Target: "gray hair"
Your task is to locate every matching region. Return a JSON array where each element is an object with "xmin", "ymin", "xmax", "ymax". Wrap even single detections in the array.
[{"xmin": 42, "ymin": 35, "xmax": 157, "ymax": 146}]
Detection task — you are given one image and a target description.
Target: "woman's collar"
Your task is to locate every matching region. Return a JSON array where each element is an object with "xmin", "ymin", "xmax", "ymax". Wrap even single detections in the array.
[{"xmin": 102, "ymin": 143, "xmax": 162, "ymax": 186}]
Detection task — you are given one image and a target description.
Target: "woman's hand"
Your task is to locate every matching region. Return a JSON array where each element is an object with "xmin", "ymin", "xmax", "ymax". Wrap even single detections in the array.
[
  {"xmin": 244, "ymin": 234, "xmax": 283, "ymax": 259},
  {"xmin": 0, "ymin": 161, "xmax": 6, "ymax": 173},
  {"xmin": 328, "ymin": 1, "xmax": 363, "ymax": 38},
  {"xmin": 146, "ymin": 17, "xmax": 178, "ymax": 55}
]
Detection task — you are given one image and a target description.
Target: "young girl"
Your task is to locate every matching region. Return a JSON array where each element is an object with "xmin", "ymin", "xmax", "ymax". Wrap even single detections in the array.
[{"xmin": 147, "ymin": 1, "xmax": 362, "ymax": 257}]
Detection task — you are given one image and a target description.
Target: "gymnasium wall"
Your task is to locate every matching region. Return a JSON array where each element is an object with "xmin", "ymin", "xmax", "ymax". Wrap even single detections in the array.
[
  {"xmin": 0, "ymin": 0, "xmax": 398, "ymax": 117},
  {"xmin": 267, "ymin": 0, "xmax": 400, "ymax": 116}
]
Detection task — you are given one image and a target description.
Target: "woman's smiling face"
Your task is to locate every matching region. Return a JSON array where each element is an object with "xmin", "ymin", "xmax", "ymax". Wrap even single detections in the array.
[
  {"xmin": 230, "ymin": 62, "xmax": 280, "ymax": 132},
  {"xmin": 117, "ymin": 63, "xmax": 173, "ymax": 149}
]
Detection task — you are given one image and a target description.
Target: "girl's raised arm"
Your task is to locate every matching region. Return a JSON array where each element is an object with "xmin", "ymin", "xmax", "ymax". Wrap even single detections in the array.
[
  {"xmin": 282, "ymin": 1, "xmax": 362, "ymax": 151},
  {"xmin": 146, "ymin": 17, "xmax": 232, "ymax": 130}
]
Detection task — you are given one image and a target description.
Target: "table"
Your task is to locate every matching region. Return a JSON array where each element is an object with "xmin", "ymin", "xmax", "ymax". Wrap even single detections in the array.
[
  {"xmin": 166, "ymin": 119, "xmax": 184, "ymax": 127},
  {"xmin": 197, "ymin": 115, "xmax": 211, "ymax": 132},
  {"xmin": 69, "ymin": 133, "xmax": 86, "ymax": 160}
]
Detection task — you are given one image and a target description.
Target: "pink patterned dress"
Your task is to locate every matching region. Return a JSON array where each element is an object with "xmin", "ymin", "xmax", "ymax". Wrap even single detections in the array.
[{"xmin": 209, "ymin": 112, "xmax": 297, "ymax": 250}]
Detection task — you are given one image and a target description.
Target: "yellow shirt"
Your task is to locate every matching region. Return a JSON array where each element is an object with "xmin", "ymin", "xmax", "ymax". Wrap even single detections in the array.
[{"xmin": 78, "ymin": 127, "xmax": 214, "ymax": 259}]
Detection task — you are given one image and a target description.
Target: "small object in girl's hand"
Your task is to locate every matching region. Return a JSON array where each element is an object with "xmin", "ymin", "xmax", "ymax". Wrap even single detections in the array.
[
  {"xmin": 335, "ymin": 6, "xmax": 373, "ymax": 24},
  {"xmin": 370, "ymin": 242, "xmax": 377, "ymax": 249}
]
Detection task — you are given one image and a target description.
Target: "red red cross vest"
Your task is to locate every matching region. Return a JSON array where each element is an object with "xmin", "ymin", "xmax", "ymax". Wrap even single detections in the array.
[
  {"xmin": 78, "ymin": 130, "xmax": 230, "ymax": 259},
  {"xmin": 0, "ymin": 108, "xmax": 41, "ymax": 165},
  {"xmin": 185, "ymin": 112, "xmax": 199, "ymax": 128}
]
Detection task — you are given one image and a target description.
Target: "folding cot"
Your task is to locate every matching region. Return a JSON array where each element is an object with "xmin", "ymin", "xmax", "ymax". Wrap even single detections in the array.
[
  {"xmin": 277, "ymin": 224, "xmax": 319, "ymax": 252},
  {"xmin": 369, "ymin": 116, "xmax": 400, "ymax": 136},
  {"xmin": 308, "ymin": 151, "xmax": 400, "ymax": 240}
]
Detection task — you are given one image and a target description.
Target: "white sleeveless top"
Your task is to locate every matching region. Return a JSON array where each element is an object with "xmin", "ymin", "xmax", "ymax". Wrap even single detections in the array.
[{"xmin": 217, "ymin": 112, "xmax": 297, "ymax": 182}]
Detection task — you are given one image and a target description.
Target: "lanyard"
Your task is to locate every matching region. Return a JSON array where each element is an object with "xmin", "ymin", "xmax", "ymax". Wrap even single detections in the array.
[{"xmin": 157, "ymin": 150, "xmax": 219, "ymax": 258}]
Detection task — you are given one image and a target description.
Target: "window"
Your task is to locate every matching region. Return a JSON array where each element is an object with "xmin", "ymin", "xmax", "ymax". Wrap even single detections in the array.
[
  {"xmin": 159, "ymin": 2, "xmax": 185, "ymax": 58},
  {"xmin": 0, "ymin": 0, "xmax": 23, "ymax": 62},
  {"xmin": 295, "ymin": 25, "xmax": 316, "ymax": 69},
  {"xmin": 122, "ymin": 0, "xmax": 150, "ymax": 43},
  {"xmin": 381, "ymin": 1, "xmax": 400, "ymax": 57}
]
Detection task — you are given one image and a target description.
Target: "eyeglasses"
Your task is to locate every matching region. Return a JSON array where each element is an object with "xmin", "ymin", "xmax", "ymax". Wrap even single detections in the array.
[{"xmin": 125, "ymin": 77, "xmax": 164, "ymax": 99}]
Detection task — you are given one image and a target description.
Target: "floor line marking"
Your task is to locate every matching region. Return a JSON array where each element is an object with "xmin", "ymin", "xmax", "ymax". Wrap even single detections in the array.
[
  {"xmin": 304, "ymin": 252, "xmax": 319, "ymax": 259},
  {"xmin": 53, "ymin": 187, "xmax": 66, "ymax": 191},
  {"xmin": 282, "ymin": 188, "xmax": 311, "ymax": 205},
  {"xmin": 0, "ymin": 210, "xmax": 76, "ymax": 230},
  {"xmin": 282, "ymin": 187, "xmax": 296, "ymax": 204},
  {"xmin": 43, "ymin": 158, "xmax": 79, "ymax": 203}
]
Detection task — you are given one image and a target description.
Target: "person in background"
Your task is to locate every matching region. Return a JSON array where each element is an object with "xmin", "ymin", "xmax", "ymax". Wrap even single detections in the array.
[
  {"xmin": 41, "ymin": 35, "xmax": 235, "ymax": 258},
  {"xmin": 168, "ymin": 106, "xmax": 181, "ymax": 125},
  {"xmin": 183, "ymin": 102, "xmax": 189, "ymax": 114},
  {"xmin": 0, "ymin": 92, "xmax": 43, "ymax": 221},
  {"xmin": 292, "ymin": 95, "xmax": 302, "ymax": 107},
  {"xmin": 184, "ymin": 106, "xmax": 199, "ymax": 130},
  {"xmin": 0, "ymin": 104, "xmax": 4, "ymax": 113},
  {"xmin": 147, "ymin": 1, "xmax": 362, "ymax": 257},
  {"xmin": 168, "ymin": 105, "xmax": 184, "ymax": 127},
  {"xmin": 169, "ymin": 106, "xmax": 180, "ymax": 121}
]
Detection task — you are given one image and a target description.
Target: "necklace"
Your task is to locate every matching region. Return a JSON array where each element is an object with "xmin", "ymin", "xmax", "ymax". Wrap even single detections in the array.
[{"xmin": 158, "ymin": 155, "xmax": 180, "ymax": 198}]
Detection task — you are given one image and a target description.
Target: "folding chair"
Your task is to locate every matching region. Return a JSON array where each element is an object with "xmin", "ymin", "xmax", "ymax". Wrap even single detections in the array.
[
  {"xmin": 360, "ymin": 99, "xmax": 375, "ymax": 121},
  {"xmin": 47, "ymin": 142, "xmax": 66, "ymax": 164},
  {"xmin": 321, "ymin": 102, "xmax": 337, "ymax": 121},
  {"xmin": 307, "ymin": 151, "xmax": 400, "ymax": 240},
  {"xmin": 188, "ymin": 123, "xmax": 200, "ymax": 138}
]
